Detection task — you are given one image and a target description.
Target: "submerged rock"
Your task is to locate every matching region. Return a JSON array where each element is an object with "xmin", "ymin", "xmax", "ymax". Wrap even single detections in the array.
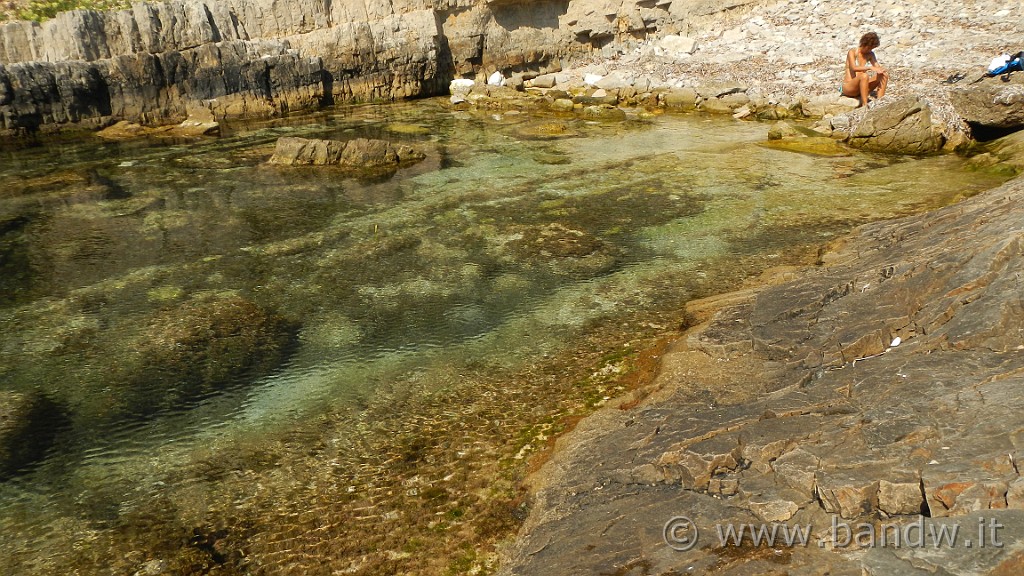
[
  {"xmin": 512, "ymin": 121, "xmax": 581, "ymax": 140},
  {"xmin": 268, "ymin": 137, "xmax": 425, "ymax": 168},
  {"xmin": 115, "ymin": 293, "xmax": 296, "ymax": 417},
  {"xmin": 0, "ymin": 390, "xmax": 66, "ymax": 479},
  {"xmin": 96, "ymin": 117, "xmax": 221, "ymax": 139},
  {"xmin": 761, "ymin": 135, "xmax": 851, "ymax": 156}
]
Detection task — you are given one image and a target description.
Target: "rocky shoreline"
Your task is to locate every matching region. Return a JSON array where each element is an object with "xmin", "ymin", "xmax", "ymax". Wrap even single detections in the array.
[
  {"xmin": 499, "ymin": 130, "xmax": 1024, "ymax": 575},
  {"xmin": 2, "ymin": 0, "xmax": 1023, "ymax": 145}
]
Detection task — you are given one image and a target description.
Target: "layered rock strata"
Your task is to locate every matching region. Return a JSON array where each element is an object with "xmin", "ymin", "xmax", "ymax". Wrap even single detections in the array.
[
  {"xmin": 1, "ymin": 0, "xmax": 752, "ymax": 135},
  {"xmin": 0, "ymin": 0, "xmax": 447, "ymax": 134},
  {"xmin": 501, "ymin": 165, "xmax": 1024, "ymax": 573}
]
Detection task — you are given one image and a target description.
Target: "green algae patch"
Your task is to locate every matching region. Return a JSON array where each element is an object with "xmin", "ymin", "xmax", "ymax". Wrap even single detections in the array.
[
  {"xmin": 146, "ymin": 285, "xmax": 185, "ymax": 303},
  {"xmin": 759, "ymin": 136, "xmax": 853, "ymax": 157},
  {"xmin": 385, "ymin": 122, "xmax": 433, "ymax": 135}
]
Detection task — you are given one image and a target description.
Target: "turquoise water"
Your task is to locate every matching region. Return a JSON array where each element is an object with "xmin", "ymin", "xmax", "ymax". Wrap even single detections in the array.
[{"xmin": 0, "ymin": 100, "xmax": 1008, "ymax": 574}]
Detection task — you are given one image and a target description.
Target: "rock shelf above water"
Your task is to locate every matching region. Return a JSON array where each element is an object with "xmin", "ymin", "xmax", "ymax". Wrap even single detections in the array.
[{"xmin": 268, "ymin": 136, "xmax": 426, "ymax": 168}]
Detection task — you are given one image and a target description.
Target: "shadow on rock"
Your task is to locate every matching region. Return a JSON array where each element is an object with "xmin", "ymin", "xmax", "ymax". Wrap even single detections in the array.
[
  {"xmin": 0, "ymin": 390, "xmax": 71, "ymax": 480},
  {"xmin": 108, "ymin": 293, "xmax": 298, "ymax": 419}
]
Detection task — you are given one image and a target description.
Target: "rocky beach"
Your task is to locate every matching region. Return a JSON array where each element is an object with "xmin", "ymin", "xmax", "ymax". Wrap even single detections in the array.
[{"xmin": 2, "ymin": 0, "xmax": 1024, "ymax": 574}]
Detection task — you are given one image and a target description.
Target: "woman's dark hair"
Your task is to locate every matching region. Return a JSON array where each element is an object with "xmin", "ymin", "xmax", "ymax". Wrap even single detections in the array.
[{"xmin": 859, "ymin": 32, "xmax": 880, "ymax": 49}]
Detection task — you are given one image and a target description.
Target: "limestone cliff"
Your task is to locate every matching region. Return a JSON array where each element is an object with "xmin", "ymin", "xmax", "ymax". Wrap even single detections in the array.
[{"xmin": 0, "ymin": 0, "xmax": 756, "ymax": 135}]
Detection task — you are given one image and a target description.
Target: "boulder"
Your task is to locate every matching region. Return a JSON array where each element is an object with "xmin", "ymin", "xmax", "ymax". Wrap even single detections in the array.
[
  {"xmin": 662, "ymin": 87, "xmax": 698, "ymax": 109},
  {"xmin": 845, "ymin": 96, "xmax": 945, "ymax": 154},
  {"xmin": 449, "ymin": 78, "xmax": 475, "ymax": 104},
  {"xmin": 268, "ymin": 137, "xmax": 426, "ymax": 168},
  {"xmin": 595, "ymin": 71, "xmax": 633, "ymax": 91},
  {"xmin": 949, "ymin": 74, "xmax": 1024, "ymax": 134},
  {"xmin": 657, "ymin": 35, "xmax": 698, "ymax": 56},
  {"xmin": 0, "ymin": 390, "xmax": 66, "ymax": 479},
  {"xmin": 767, "ymin": 120, "xmax": 799, "ymax": 140},
  {"xmin": 96, "ymin": 117, "xmax": 220, "ymax": 139},
  {"xmin": 802, "ymin": 94, "xmax": 860, "ymax": 118},
  {"xmin": 580, "ymin": 105, "xmax": 626, "ymax": 121},
  {"xmin": 701, "ymin": 92, "xmax": 749, "ymax": 114},
  {"xmin": 695, "ymin": 82, "xmax": 747, "ymax": 100},
  {"xmin": 528, "ymin": 74, "xmax": 557, "ymax": 89}
]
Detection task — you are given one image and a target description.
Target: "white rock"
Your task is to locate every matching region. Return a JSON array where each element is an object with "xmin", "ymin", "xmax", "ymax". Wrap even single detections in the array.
[
  {"xmin": 658, "ymin": 35, "xmax": 698, "ymax": 56},
  {"xmin": 722, "ymin": 27, "xmax": 747, "ymax": 43},
  {"xmin": 732, "ymin": 105, "xmax": 752, "ymax": 119},
  {"xmin": 583, "ymin": 73, "xmax": 604, "ymax": 86},
  {"xmin": 487, "ymin": 71, "xmax": 505, "ymax": 86},
  {"xmin": 450, "ymin": 79, "xmax": 474, "ymax": 102}
]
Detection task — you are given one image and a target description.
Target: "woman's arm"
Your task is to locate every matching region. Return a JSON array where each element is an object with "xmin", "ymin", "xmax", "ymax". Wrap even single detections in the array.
[
  {"xmin": 847, "ymin": 49, "xmax": 873, "ymax": 73},
  {"xmin": 867, "ymin": 52, "xmax": 887, "ymax": 74}
]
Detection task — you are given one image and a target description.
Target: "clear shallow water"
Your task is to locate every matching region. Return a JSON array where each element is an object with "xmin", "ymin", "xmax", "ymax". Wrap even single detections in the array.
[{"xmin": 0, "ymin": 100, "xmax": 1009, "ymax": 574}]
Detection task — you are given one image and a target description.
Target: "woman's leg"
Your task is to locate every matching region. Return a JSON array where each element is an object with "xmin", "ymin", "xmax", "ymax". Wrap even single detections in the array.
[
  {"xmin": 854, "ymin": 74, "xmax": 870, "ymax": 106},
  {"xmin": 842, "ymin": 75, "xmax": 870, "ymax": 106}
]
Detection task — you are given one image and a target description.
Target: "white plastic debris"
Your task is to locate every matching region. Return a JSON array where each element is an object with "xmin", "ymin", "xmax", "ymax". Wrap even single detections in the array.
[{"xmin": 890, "ymin": 336, "xmax": 901, "ymax": 347}]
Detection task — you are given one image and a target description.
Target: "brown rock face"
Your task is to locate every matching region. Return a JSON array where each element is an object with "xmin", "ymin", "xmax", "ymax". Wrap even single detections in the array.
[{"xmin": 500, "ymin": 174, "xmax": 1024, "ymax": 575}]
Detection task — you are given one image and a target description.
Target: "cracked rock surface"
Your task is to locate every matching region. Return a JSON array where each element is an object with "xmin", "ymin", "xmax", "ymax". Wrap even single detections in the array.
[{"xmin": 500, "ymin": 170, "xmax": 1024, "ymax": 574}]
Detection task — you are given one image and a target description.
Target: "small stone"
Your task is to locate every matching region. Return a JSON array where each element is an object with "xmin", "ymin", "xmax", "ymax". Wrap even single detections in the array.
[
  {"xmin": 878, "ymin": 479, "xmax": 925, "ymax": 515},
  {"xmin": 750, "ymin": 499, "xmax": 800, "ymax": 522},
  {"xmin": 708, "ymin": 477, "xmax": 739, "ymax": 496},
  {"xmin": 768, "ymin": 121, "xmax": 800, "ymax": 140},
  {"xmin": 816, "ymin": 470, "xmax": 879, "ymax": 519}
]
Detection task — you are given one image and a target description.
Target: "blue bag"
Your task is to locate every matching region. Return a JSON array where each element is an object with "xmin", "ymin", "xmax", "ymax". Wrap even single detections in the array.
[{"xmin": 987, "ymin": 51, "xmax": 1024, "ymax": 79}]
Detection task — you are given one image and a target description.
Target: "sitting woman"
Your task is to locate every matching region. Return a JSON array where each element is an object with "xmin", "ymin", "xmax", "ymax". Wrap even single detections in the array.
[{"xmin": 842, "ymin": 32, "xmax": 888, "ymax": 107}]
